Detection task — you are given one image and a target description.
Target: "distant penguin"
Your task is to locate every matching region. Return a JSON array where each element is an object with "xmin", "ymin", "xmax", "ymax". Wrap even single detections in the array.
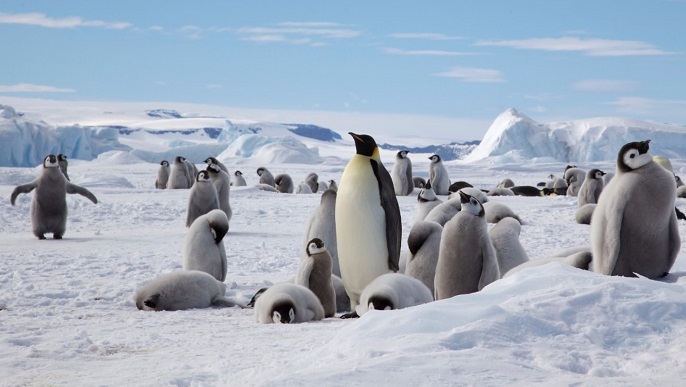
[
  {"xmin": 305, "ymin": 172, "xmax": 320, "ymax": 193},
  {"xmin": 256, "ymin": 167, "xmax": 275, "ymax": 187},
  {"xmin": 677, "ymin": 185, "xmax": 686, "ymax": 199},
  {"xmin": 255, "ymin": 184, "xmax": 279, "ymax": 193},
  {"xmin": 434, "ymin": 191, "xmax": 499, "ymax": 299},
  {"xmin": 57, "ymin": 154, "xmax": 70, "ymax": 181},
  {"xmin": 205, "ymin": 164, "xmax": 232, "ymax": 224},
  {"xmin": 424, "ymin": 197, "xmax": 461, "ymax": 226},
  {"xmin": 302, "ymin": 189, "xmax": 339, "ymax": 276},
  {"xmin": 295, "ymin": 182, "xmax": 314, "ymax": 194},
  {"xmin": 274, "ymin": 173, "xmax": 295, "ymax": 194},
  {"xmin": 497, "ymin": 178, "xmax": 514, "ymax": 188},
  {"xmin": 356, "ymin": 273, "xmax": 433, "ymax": 316},
  {"xmin": 184, "ymin": 159, "xmax": 198, "ymax": 187},
  {"xmin": 676, "ymin": 175, "xmax": 684, "ymax": 188},
  {"xmin": 391, "ymin": 150, "xmax": 414, "ymax": 196},
  {"xmin": 510, "ymin": 186, "xmax": 543, "ymax": 197},
  {"xmin": 592, "ymin": 140, "xmax": 680, "ymax": 279},
  {"xmin": 155, "ymin": 160, "xmax": 170, "ymax": 189},
  {"xmin": 483, "ymin": 201, "xmax": 522, "ymax": 224},
  {"xmin": 167, "ymin": 156, "xmax": 190, "ymax": 189},
  {"xmin": 653, "ymin": 155, "xmax": 674, "ymax": 172},
  {"xmin": 552, "ymin": 177, "xmax": 568, "ymax": 195},
  {"xmin": 296, "ymin": 238, "xmax": 336, "ymax": 318},
  {"xmin": 336, "ymin": 133, "xmax": 401, "ymax": 317},
  {"xmin": 327, "ymin": 179, "xmax": 338, "ymax": 192},
  {"xmin": 204, "ymin": 156, "xmax": 229, "ymax": 174},
  {"xmin": 578, "ymin": 169, "xmax": 606, "ymax": 207},
  {"xmin": 185, "ymin": 170, "xmax": 219, "ymax": 227},
  {"xmin": 487, "ymin": 187, "xmax": 515, "ymax": 196},
  {"xmin": 254, "ymin": 282, "xmax": 325, "ymax": 324},
  {"xmin": 183, "ymin": 209, "xmax": 228, "ymax": 282},
  {"xmin": 134, "ymin": 270, "xmax": 243, "ymax": 311},
  {"xmin": 428, "ymin": 154, "xmax": 450, "ymax": 195},
  {"xmin": 448, "ymin": 181, "xmax": 473, "ymax": 193},
  {"xmin": 10, "ymin": 154, "xmax": 98, "ymax": 239},
  {"xmin": 504, "ymin": 250, "xmax": 593, "ymax": 279},
  {"xmin": 575, "ymin": 203, "xmax": 596, "ymax": 225},
  {"xmin": 489, "ymin": 217, "xmax": 529, "ymax": 276},
  {"xmin": 318, "ymin": 180, "xmax": 329, "ymax": 192},
  {"xmin": 564, "ymin": 167, "xmax": 586, "ymax": 196},
  {"xmin": 415, "ymin": 182, "xmax": 443, "ymax": 222},
  {"xmin": 405, "ymin": 220, "xmax": 443, "ymax": 293},
  {"xmin": 232, "ymin": 170, "xmax": 247, "ymax": 187},
  {"xmin": 413, "ymin": 177, "xmax": 427, "ymax": 188}
]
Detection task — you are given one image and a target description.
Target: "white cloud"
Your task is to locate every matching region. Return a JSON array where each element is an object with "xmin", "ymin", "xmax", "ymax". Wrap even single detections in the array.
[
  {"xmin": 0, "ymin": 83, "xmax": 75, "ymax": 93},
  {"xmin": 387, "ymin": 32, "xmax": 464, "ymax": 40},
  {"xmin": 383, "ymin": 47, "xmax": 475, "ymax": 56},
  {"xmin": 236, "ymin": 23, "xmax": 361, "ymax": 46},
  {"xmin": 238, "ymin": 26, "xmax": 361, "ymax": 39},
  {"xmin": 608, "ymin": 97, "xmax": 686, "ymax": 113},
  {"xmin": 433, "ymin": 67, "xmax": 505, "ymax": 83},
  {"xmin": 179, "ymin": 25, "xmax": 203, "ymax": 39},
  {"xmin": 572, "ymin": 79, "xmax": 638, "ymax": 92},
  {"xmin": 475, "ymin": 37, "xmax": 673, "ymax": 56},
  {"xmin": 0, "ymin": 12, "xmax": 131, "ymax": 29},
  {"xmin": 278, "ymin": 22, "xmax": 350, "ymax": 28}
]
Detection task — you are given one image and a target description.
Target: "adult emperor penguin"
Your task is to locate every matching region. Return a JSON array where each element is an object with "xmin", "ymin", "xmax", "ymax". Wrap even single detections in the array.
[
  {"xmin": 415, "ymin": 182, "xmax": 443, "ymax": 222},
  {"xmin": 274, "ymin": 173, "xmax": 295, "ymax": 194},
  {"xmin": 578, "ymin": 169, "xmax": 606, "ymax": 207},
  {"xmin": 356, "ymin": 273, "xmax": 433, "ymax": 316},
  {"xmin": 336, "ymin": 132, "xmax": 401, "ymax": 317},
  {"xmin": 134, "ymin": 270, "xmax": 243, "ymax": 311},
  {"xmin": 185, "ymin": 170, "xmax": 219, "ymax": 227},
  {"xmin": 434, "ymin": 191, "xmax": 500, "ymax": 299},
  {"xmin": 232, "ymin": 170, "xmax": 247, "ymax": 186},
  {"xmin": 11, "ymin": 154, "xmax": 98, "ymax": 239},
  {"xmin": 256, "ymin": 167, "xmax": 275, "ymax": 187},
  {"xmin": 203, "ymin": 156, "xmax": 229, "ymax": 174},
  {"xmin": 592, "ymin": 140, "xmax": 680, "ymax": 278},
  {"xmin": 296, "ymin": 238, "xmax": 337, "ymax": 317},
  {"xmin": 489, "ymin": 217, "xmax": 529, "ymax": 276},
  {"xmin": 155, "ymin": 160, "xmax": 170, "ymax": 189},
  {"xmin": 302, "ymin": 189, "xmax": 339, "ymax": 276},
  {"xmin": 254, "ymin": 282, "xmax": 325, "ymax": 324},
  {"xmin": 405, "ymin": 220, "xmax": 443, "ymax": 293},
  {"xmin": 57, "ymin": 154, "xmax": 70, "ymax": 181},
  {"xmin": 206, "ymin": 163, "xmax": 232, "ymax": 223},
  {"xmin": 428, "ymin": 154, "xmax": 450, "ymax": 195},
  {"xmin": 167, "ymin": 156, "xmax": 190, "ymax": 189},
  {"xmin": 391, "ymin": 150, "xmax": 414, "ymax": 196},
  {"xmin": 183, "ymin": 209, "xmax": 229, "ymax": 282}
]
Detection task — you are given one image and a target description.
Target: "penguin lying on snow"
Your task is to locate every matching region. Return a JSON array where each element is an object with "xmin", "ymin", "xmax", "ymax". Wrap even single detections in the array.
[
  {"xmin": 356, "ymin": 273, "xmax": 433, "ymax": 316},
  {"xmin": 254, "ymin": 282, "xmax": 325, "ymax": 324}
]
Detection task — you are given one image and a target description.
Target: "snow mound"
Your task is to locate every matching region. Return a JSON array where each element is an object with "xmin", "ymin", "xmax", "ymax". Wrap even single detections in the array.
[
  {"xmin": 464, "ymin": 108, "xmax": 686, "ymax": 163},
  {"xmin": 93, "ymin": 150, "xmax": 146, "ymax": 165},
  {"xmin": 218, "ymin": 134, "xmax": 323, "ymax": 164}
]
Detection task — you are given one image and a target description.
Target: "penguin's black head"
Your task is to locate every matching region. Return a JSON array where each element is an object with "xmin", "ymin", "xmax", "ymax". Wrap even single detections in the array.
[
  {"xmin": 196, "ymin": 170, "xmax": 211, "ymax": 182},
  {"xmin": 175, "ymin": 156, "xmax": 186, "ymax": 163},
  {"xmin": 256, "ymin": 167, "xmax": 265, "ymax": 176},
  {"xmin": 205, "ymin": 156, "xmax": 217, "ymax": 164},
  {"xmin": 306, "ymin": 238, "xmax": 325, "ymax": 256},
  {"xmin": 272, "ymin": 301, "xmax": 296, "ymax": 324},
  {"xmin": 397, "ymin": 150, "xmax": 409, "ymax": 159},
  {"xmin": 43, "ymin": 154, "xmax": 59, "ymax": 168},
  {"xmin": 349, "ymin": 132, "xmax": 378, "ymax": 157},
  {"xmin": 617, "ymin": 140, "xmax": 652, "ymax": 173},
  {"xmin": 206, "ymin": 163, "xmax": 221, "ymax": 174},
  {"xmin": 160, "ymin": 160, "xmax": 169, "ymax": 167},
  {"xmin": 459, "ymin": 191, "xmax": 485, "ymax": 217},
  {"xmin": 57, "ymin": 154, "xmax": 68, "ymax": 161},
  {"xmin": 588, "ymin": 169, "xmax": 605, "ymax": 179},
  {"xmin": 429, "ymin": 154, "xmax": 441, "ymax": 163},
  {"xmin": 235, "ymin": 170, "xmax": 243, "ymax": 176},
  {"xmin": 368, "ymin": 295, "xmax": 394, "ymax": 311},
  {"xmin": 564, "ymin": 165, "xmax": 576, "ymax": 173}
]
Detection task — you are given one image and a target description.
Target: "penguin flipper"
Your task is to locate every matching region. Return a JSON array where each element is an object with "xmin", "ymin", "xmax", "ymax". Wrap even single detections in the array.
[
  {"xmin": 66, "ymin": 183, "xmax": 98, "ymax": 204},
  {"xmin": 407, "ymin": 221, "xmax": 432, "ymax": 256},
  {"xmin": 212, "ymin": 296, "xmax": 246, "ymax": 309},
  {"xmin": 370, "ymin": 160, "xmax": 402, "ymax": 272},
  {"xmin": 10, "ymin": 181, "xmax": 38, "ymax": 205},
  {"xmin": 404, "ymin": 162, "xmax": 413, "ymax": 196},
  {"xmin": 667, "ymin": 210, "xmax": 680, "ymax": 269},
  {"xmin": 296, "ymin": 256, "xmax": 314, "ymax": 288},
  {"xmin": 595, "ymin": 200, "xmax": 624, "ymax": 275}
]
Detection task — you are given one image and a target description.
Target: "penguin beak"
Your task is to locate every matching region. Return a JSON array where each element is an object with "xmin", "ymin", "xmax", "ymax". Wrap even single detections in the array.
[
  {"xmin": 348, "ymin": 132, "xmax": 376, "ymax": 157},
  {"xmin": 458, "ymin": 191, "xmax": 470, "ymax": 204},
  {"xmin": 638, "ymin": 140, "xmax": 651, "ymax": 154}
]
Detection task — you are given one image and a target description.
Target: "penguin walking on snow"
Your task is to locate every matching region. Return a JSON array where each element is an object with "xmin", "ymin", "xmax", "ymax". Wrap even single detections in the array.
[
  {"xmin": 336, "ymin": 132, "xmax": 401, "ymax": 317},
  {"xmin": 391, "ymin": 150, "xmax": 414, "ymax": 196}
]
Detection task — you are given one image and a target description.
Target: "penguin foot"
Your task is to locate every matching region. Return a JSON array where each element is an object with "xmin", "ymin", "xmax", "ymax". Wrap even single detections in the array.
[
  {"xmin": 37, "ymin": 234, "xmax": 46, "ymax": 240},
  {"xmin": 53, "ymin": 234, "xmax": 62, "ymax": 240},
  {"xmin": 340, "ymin": 311, "xmax": 359, "ymax": 319}
]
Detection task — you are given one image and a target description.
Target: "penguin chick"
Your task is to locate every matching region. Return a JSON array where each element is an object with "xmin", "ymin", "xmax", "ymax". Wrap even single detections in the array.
[
  {"xmin": 203, "ymin": 156, "xmax": 229, "ymax": 174},
  {"xmin": 183, "ymin": 209, "xmax": 229, "ymax": 282},
  {"xmin": 489, "ymin": 217, "xmax": 529, "ymax": 276},
  {"xmin": 302, "ymin": 189, "xmax": 339, "ymax": 276},
  {"xmin": 274, "ymin": 173, "xmax": 295, "ymax": 194},
  {"xmin": 415, "ymin": 182, "xmax": 443, "ymax": 222},
  {"xmin": 356, "ymin": 273, "xmax": 433, "ymax": 316},
  {"xmin": 391, "ymin": 150, "xmax": 414, "ymax": 196},
  {"xmin": 483, "ymin": 201, "xmax": 522, "ymax": 224},
  {"xmin": 155, "ymin": 160, "xmax": 170, "ymax": 189},
  {"xmin": 57, "ymin": 154, "xmax": 70, "ymax": 181},
  {"xmin": 185, "ymin": 170, "xmax": 219, "ymax": 227},
  {"xmin": 405, "ymin": 220, "xmax": 443, "ymax": 293},
  {"xmin": 206, "ymin": 163, "xmax": 232, "ymax": 223},
  {"xmin": 428, "ymin": 154, "xmax": 450, "ymax": 195},
  {"xmin": 255, "ymin": 282, "xmax": 325, "ymax": 324},
  {"xmin": 296, "ymin": 238, "xmax": 336, "ymax": 317},
  {"xmin": 578, "ymin": 169, "xmax": 606, "ymax": 207},
  {"xmin": 256, "ymin": 167, "xmax": 275, "ymax": 187},
  {"xmin": 232, "ymin": 170, "xmax": 247, "ymax": 187}
]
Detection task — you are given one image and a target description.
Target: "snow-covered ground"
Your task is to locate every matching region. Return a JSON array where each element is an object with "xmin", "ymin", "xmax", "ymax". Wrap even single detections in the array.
[{"xmin": 1, "ymin": 149, "xmax": 685, "ymax": 385}]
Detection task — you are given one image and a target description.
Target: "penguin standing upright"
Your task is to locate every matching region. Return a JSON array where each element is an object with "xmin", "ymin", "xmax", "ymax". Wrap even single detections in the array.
[
  {"xmin": 206, "ymin": 164, "xmax": 232, "ymax": 224},
  {"xmin": 296, "ymin": 238, "xmax": 337, "ymax": 317},
  {"xmin": 167, "ymin": 156, "xmax": 190, "ymax": 189},
  {"xmin": 155, "ymin": 160, "xmax": 170, "ymax": 189},
  {"xmin": 232, "ymin": 170, "xmax": 247, "ymax": 187},
  {"xmin": 391, "ymin": 150, "xmax": 414, "ymax": 196},
  {"xmin": 336, "ymin": 133, "xmax": 401, "ymax": 317},
  {"xmin": 578, "ymin": 169, "xmax": 606, "ymax": 207},
  {"xmin": 185, "ymin": 170, "xmax": 220, "ymax": 227},
  {"xmin": 302, "ymin": 189, "xmax": 339, "ymax": 276},
  {"xmin": 428, "ymin": 154, "xmax": 450, "ymax": 195},
  {"xmin": 204, "ymin": 156, "xmax": 229, "ymax": 174}
]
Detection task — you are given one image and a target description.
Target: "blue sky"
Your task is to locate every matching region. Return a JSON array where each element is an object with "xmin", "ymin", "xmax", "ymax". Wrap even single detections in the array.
[{"xmin": 1, "ymin": 0, "xmax": 685, "ymax": 140}]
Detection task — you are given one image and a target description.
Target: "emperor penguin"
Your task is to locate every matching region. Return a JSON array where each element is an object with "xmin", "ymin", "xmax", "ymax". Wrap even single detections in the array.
[
  {"xmin": 185, "ymin": 170, "xmax": 219, "ymax": 227},
  {"xmin": 677, "ymin": 185, "xmax": 686, "ymax": 199},
  {"xmin": 302, "ymin": 189, "xmax": 339, "ymax": 276},
  {"xmin": 305, "ymin": 172, "xmax": 320, "ymax": 193},
  {"xmin": 254, "ymin": 282, "xmax": 325, "ymax": 324},
  {"xmin": 11, "ymin": 154, "xmax": 98, "ymax": 239},
  {"xmin": 57, "ymin": 154, "xmax": 70, "ymax": 181},
  {"xmin": 183, "ymin": 158, "xmax": 198, "ymax": 187},
  {"xmin": 134, "ymin": 270, "xmax": 243, "ymax": 311},
  {"xmin": 415, "ymin": 182, "xmax": 443, "ymax": 222},
  {"xmin": 489, "ymin": 217, "xmax": 529, "ymax": 276},
  {"xmin": 592, "ymin": 140, "xmax": 680, "ymax": 278},
  {"xmin": 564, "ymin": 167, "xmax": 586, "ymax": 196},
  {"xmin": 205, "ymin": 164, "xmax": 232, "ymax": 224},
  {"xmin": 204, "ymin": 156, "xmax": 229, "ymax": 174},
  {"xmin": 232, "ymin": 170, "xmax": 247, "ymax": 187},
  {"xmin": 413, "ymin": 176, "xmax": 427, "ymax": 188},
  {"xmin": 391, "ymin": 150, "xmax": 414, "ymax": 196},
  {"xmin": 327, "ymin": 179, "xmax": 338, "ymax": 192},
  {"xmin": 577, "ymin": 169, "xmax": 606, "ymax": 207},
  {"xmin": 274, "ymin": 173, "xmax": 295, "ymax": 194},
  {"xmin": 155, "ymin": 160, "xmax": 170, "ymax": 189},
  {"xmin": 510, "ymin": 186, "xmax": 544, "ymax": 197},
  {"xmin": 428, "ymin": 154, "xmax": 450, "ymax": 195},
  {"xmin": 452, "ymin": 187, "xmax": 488, "ymax": 204},
  {"xmin": 336, "ymin": 132, "xmax": 401, "ymax": 317},
  {"xmin": 434, "ymin": 191, "xmax": 500, "ymax": 299},
  {"xmin": 167, "ymin": 156, "xmax": 190, "ymax": 189},
  {"xmin": 497, "ymin": 178, "xmax": 515, "ymax": 189},
  {"xmin": 483, "ymin": 201, "xmax": 522, "ymax": 224},
  {"xmin": 503, "ymin": 250, "xmax": 593, "ymax": 279},
  {"xmin": 256, "ymin": 167, "xmax": 275, "ymax": 187},
  {"xmin": 405, "ymin": 220, "xmax": 443, "ymax": 293},
  {"xmin": 424, "ymin": 197, "xmax": 461, "ymax": 226},
  {"xmin": 575, "ymin": 203, "xmax": 596, "ymax": 225},
  {"xmin": 296, "ymin": 238, "xmax": 337, "ymax": 317},
  {"xmin": 295, "ymin": 182, "xmax": 314, "ymax": 194},
  {"xmin": 487, "ymin": 187, "xmax": 515, "ymax": 196},
  {"xmin": 355, "ymin": 273, "xmax": 433, "ymax": 316},
  {"xmin": 183, "ymin": 210, "xmax": 228, "ymax": 282}
]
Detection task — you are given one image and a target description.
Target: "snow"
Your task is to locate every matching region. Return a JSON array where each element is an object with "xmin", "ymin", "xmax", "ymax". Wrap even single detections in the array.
[{"xmin": 1, "ymin": 132, "xmax": 685, "ymax": 385}]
